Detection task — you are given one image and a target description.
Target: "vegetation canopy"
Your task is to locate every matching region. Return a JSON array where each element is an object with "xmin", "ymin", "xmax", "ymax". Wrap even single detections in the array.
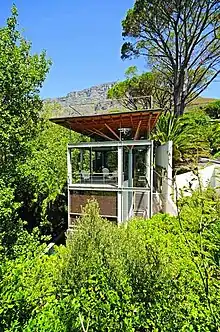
[
  {"xmin": 0, "ymin": 4, "xmax": 220, "ymax": 332},
  {"xmin": 121, "ymin": 0, "xmax": 220, "ymax": 115},
  {"xmin": 0, "ymin": 6, "xmax": 51, "ymax": 171},
  {"xmin": 107, "ymin": 66, "xmax": 172, "ymax": 110},
  {"xmin": 0, "ymin": 193, "xmax": 220, "ymax": 331},
  {"xmin": 0, "ymin": 8, "xmax": 74, "ymax": 256}
]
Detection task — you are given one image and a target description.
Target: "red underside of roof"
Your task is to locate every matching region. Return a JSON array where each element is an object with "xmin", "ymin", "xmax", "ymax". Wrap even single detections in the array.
[{"xmin": 50, "ymin": 109, "xmax": 162, "ymax": 140}]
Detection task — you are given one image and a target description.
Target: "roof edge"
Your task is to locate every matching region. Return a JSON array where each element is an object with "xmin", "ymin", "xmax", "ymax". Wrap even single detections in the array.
[{"xmin": 49, "ymin": 108, "xmax": 163, "ymax": 122}]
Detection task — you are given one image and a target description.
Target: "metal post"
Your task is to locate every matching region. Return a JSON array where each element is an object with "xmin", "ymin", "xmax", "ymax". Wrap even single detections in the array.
[
  {"xmin": 166, "ymin": 141, "xmax": 173, "ymax": 213},
  {"xmin": 90, "ymin": 148, "xmax": 93, "ymax": 179},
  {"xmin": 117, "ymin": 145, "xmax": 123, "ymax": 224},
  {"xmin": 101, "ymin": 151, "xmax": 105, "ymax": 168},
  {"xmin": 128, "ymin": 148, "xmax": 133, "ymax": 219},
  {"xmin": 146, "ymin": 148, "xmax": 151, "ymax": 188},
  {"xmin": 149, "ymin": 141, "xmax": 154, "ymax": 218},
  {"xmin": 150, "ymin": 95, "xmax": 154, "ymax": 109},
  {"xmin": 80, "ymin": 149, "xmax": 83, "ymax": 171},
  {"xmin": 67, "ymin": 146, "xmax": 72, "ymax": 229},
  {"xmin": 67, "ymin": 146, "xmax": 72, "ymax": 185},
  {"xmin": 146, "ymin": 146, "xmax": 151, "ymax": 218},
  {"xmin": 94, "ymin": 151, "xmax": 97, "ymax": 172}
]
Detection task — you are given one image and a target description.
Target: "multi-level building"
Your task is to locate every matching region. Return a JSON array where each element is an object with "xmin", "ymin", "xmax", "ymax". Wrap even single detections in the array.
[{"xmin": 51, "ymin": 108, "xmax": 162, "ymax": 228}]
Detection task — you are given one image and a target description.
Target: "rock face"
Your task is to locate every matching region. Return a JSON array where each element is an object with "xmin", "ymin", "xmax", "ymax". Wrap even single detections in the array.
[{"xmin": 46, "ymin": 82, "xmax": 121, "ymax": 116}]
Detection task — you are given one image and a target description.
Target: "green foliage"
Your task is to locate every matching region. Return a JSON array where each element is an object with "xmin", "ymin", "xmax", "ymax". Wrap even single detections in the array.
[
  {"xmin": 201, "ymin": 101, "xmax": 220, "ymax": 157},
  {"xmin": 108, "ymin": 66, "xmax": 170, "ymax": 110},
  {"xmin": 177, "ymin": 188, "xmax": 220, "ymax": 329},
  {"xmin": 209, "ymin": 123, "xmax": 220, "ymax": 157},
  {"xmin": 203, "ymin": 100, "xmax": 220, "ymax": 120},
  {"xmin": 152, "ymin": 110, "xmax": 212, "ymax": 169},
  {"xmin": 1, "ymin": 5, "xmax": 220, "ymax": 332},
  {"xmin": 14, "ymin": 103, "xmax": 71, "ymax": 237},
  {"xmin": 1, "ymin": 194, "xmax": 219, "ymax": 331},
  {"xmin": 0, "ymin": 179, "xmax": 21, "ymax": 257},
  {"xmin": 0, "ymin": 6, "xmax": 51, "ymax": 171},
  {"xmin": 121, "ymin": 0, "xmax": 220, "ymax": 115},
  {"xmin": 0, "ymin": 243, "xmax": 58, "ymax": 331},
  {"xmin": 0, "ymin": 102, "xmax": 71, "ymax": 251},
  {"xmin": 0, "ymin": 7, "xmax": 71, "ymax": 253}
]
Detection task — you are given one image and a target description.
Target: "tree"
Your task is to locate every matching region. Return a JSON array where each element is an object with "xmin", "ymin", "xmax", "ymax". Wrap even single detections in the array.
[
  {"xmin": 121, "ymin": 0, "xmax": 220, "ymax": 116},
  {"xmin": 152, "ymin": 109, "xmax": 212, "ymax": 169},
  {"xmin": 107, "ymin": 66, "xmax": 171, "ymax": 110},
  {"xmin": 0, "ymin": 6, "xmax": 51, "ymax": 173},
  {"xmin": 0, "ymin": 6, "xmax": 51, "ymax": 253},
  {"xmin": 14, "ymin": 103, "xmax": 80, "ymax": 239}
]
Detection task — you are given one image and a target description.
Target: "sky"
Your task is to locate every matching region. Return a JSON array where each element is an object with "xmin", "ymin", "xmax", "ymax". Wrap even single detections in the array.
[{"xmin": 0, "ymin": 0, "xmax": 219, "ymax": 99}]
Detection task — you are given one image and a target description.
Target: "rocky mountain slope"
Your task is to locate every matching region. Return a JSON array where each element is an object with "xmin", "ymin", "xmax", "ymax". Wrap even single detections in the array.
[
  {"xmin": 46, "ymin": 82, "xmax": 121, "ymax": 116},
  {"xmin": 46, "ymin": 82, "xmax": 217, "ymax": 117}
]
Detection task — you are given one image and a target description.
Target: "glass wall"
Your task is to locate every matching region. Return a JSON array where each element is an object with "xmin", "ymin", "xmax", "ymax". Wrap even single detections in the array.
[
  {"xmin": 68, "ymin": 140, "xmax": 154, "ymax": 225},
  {"xmin": 71, "ymin": 146, "xmax": 118, "ymax": 185},
  {"xmin": 70, "ymin": 145, "xmax": 151, "ymax": 188}
]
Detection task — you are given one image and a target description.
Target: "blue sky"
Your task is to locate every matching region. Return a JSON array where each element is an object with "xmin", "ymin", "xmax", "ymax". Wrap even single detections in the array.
[{"xmin": 0, "ymin": 0, "xmax": 219, "ymax": 99}]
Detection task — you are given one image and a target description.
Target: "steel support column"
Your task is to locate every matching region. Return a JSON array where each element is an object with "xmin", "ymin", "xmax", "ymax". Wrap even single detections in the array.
[
  {"xmin": 117, "ymin": 145, "xmax": 123, "ymax": 224},
  {"xmin": 67, "ymin": 147, "xmax": 72, "ymax": 228},
  {"xmin": 80, "ymin": 149, "xmax": 83, "ymax": 172},
  {"xmin": 149, "ymin": 141, "xmax": 154, "ymax": 218},
  {"xmin": 128, "ymin": 148, "xmax": 133, "ymax": 219}
]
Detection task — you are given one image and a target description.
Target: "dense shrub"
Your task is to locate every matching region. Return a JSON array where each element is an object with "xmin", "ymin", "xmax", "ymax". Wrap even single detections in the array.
[
  {"xmin": 1, "ymin": 192, "xmax": 220, "ymax": 331},
  {"xmin": 203, "ymin": 100, "xmax": 220, "ymax": 120},
  {"xmin": 0, "ymin": 243, "xmax": 58, "ymax": 331}
]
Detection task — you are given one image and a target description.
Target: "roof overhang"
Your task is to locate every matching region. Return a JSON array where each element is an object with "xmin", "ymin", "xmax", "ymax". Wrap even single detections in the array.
[{"xmin": 50, "ymin": 109, "xmax": 162, "ymax": 140}]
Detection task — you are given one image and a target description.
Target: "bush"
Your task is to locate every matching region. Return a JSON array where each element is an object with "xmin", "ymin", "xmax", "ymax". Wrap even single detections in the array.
[
  {"xmin": 0, "ymin": 244, "xmax": 58, "ymax": 331},
  {"xmin": 1, "ymin": 193, "xmax": 220, "ymax": 331},
  {"xmin": 203, "ymin": 100, "xmax": 220, "ymax": 120},
  {"xmin": 0, "ymin": 179, "xmax": 21, "ymax": 257}
]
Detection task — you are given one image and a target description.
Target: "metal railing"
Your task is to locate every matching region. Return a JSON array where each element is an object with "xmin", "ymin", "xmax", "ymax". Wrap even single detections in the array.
[{"xmin": 72, "ymin": 172, "xmax": 119, "ymax": 185}]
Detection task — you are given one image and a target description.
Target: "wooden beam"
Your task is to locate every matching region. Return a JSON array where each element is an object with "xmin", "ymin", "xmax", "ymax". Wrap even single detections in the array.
[
  {"xmin": 66, "ymin": 120, "xmax": 73, "ymax": 128},
  {"xmin": 91, "ymin": 128, "xmax": 114, "ymax": 141},
  {"xmin": 134, "ymin": 120, "xmax": 142, "ymax": 140},
  {"xmin": 130, "ymin": 114, "xmax": 134, "ymax": 127},
  {"xmin": 104, "ymin": 123, "xmax": 120, "ymax": 140},
  {"xmin": 147, "ymin": 113, "xmax": 152, "ymax": 138},
  {"xmin": 83, "ymin": 129, "xmax": 96, "ymax": 138},
  {"xmin": 150, "ymin": 114, "xmax": 159, "ymax": 132}
]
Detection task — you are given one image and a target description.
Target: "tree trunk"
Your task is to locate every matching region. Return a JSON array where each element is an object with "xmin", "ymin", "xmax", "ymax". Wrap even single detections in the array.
[
  {"xmin": 173, "ymin": 90, "xmax": 181, "ymax": 117},
  {"xmin": 174, "ymin": 72, "xmax": 185, "ymax": 117}
]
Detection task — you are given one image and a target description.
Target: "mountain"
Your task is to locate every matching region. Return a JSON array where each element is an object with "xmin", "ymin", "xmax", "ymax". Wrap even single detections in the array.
[
  {"xmin": 46, "ymin": 82, "xmax": 121, "ymax": 116},
  {"xmin": 46, "ymin": 82, "xmax": 218, "ymax": 117}
]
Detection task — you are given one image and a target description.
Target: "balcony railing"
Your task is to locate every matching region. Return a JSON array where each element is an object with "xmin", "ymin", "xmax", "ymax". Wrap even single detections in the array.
[{"xmin": 72, "ymin": 171, "xmax": 120, "ymax": 185}]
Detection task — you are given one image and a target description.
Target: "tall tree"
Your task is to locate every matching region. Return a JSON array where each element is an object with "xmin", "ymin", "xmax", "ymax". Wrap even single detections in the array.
[
  {"xmin": 0, "ymin": 6, "xmax": 51, "ymax": 254},
  {"xmin": 108, "ymin": 66, "xmax": 172, "ymax": 110},
  {"xmin": 0, "ymin": 6, "xmax": 51, "ymax": 172},
  {"xmin": 121, "ymin": 0, "xmax": 220, "ymax": 116}
]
